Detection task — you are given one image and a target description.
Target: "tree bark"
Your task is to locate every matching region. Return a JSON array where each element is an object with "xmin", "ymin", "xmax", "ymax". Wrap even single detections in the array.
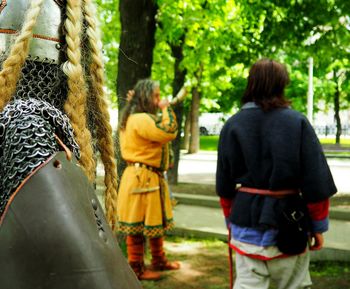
[
  {"xmin": 333, "ymin": 71, "xmax": 341, "ymax": 144},
  {"xmin": 116, "ymin": 0, "xmax": 158, "ymax": 180},
  {"xmin": 188, "ymin": 87, "xmax": 200, "ymax": 153},
  {"xmin": 182, "ymin": 109, "xmax": 191, "ymax": 150},
  {"xmin": 168, "ymin": 40, "xmax": 186, "ymax": 185},
  {"xmin": 117, "ymin": 0, "xmax": 158, "ymax": 113},
  {"xmin": 188, "ymin": 65, "xmax": 203, "ymax": 154}
]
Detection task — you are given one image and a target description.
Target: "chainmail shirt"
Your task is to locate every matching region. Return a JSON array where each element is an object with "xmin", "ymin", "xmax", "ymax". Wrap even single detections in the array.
[{"xmin": 0, "ymin": 60, "xmax": 79, "ymax": 217}]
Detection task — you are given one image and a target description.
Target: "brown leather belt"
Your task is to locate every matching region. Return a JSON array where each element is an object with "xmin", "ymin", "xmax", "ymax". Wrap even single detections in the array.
[
  {"xmin": 127, "ymin": 162, "xmax": 164, "ymax": 176},
  {"xmin": 238, "ymin": 186, "xmax": 299, "ymax": 197}
]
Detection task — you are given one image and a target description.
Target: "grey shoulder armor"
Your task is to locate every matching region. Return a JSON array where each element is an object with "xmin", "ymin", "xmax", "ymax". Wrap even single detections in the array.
[{"xmin": 0, "ymin": 152, "xmax": 142, "ymax": 289}]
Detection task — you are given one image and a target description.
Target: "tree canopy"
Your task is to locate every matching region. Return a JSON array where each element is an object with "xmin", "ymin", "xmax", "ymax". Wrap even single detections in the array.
[{"xmin": 97, "ymin": 0, "xmax": 350, "ymax": 132}]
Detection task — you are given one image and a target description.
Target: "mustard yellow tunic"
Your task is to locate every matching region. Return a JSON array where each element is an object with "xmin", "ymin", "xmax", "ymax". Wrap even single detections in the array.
[{"xmin": 116, "ymin": 107, "xmax": 178, "ymax": 237}]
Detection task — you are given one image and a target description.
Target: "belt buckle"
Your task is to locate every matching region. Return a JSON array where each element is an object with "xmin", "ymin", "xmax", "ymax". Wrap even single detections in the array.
[{"xmin": 291, "ymin": 210, "xmax": 304, "ymax": 222}]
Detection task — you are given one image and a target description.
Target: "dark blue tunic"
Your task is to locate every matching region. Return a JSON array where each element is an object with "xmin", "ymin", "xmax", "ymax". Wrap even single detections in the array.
[{"xmin": 216, "ymin": 103, "xmax": 337, "ymax": 229}]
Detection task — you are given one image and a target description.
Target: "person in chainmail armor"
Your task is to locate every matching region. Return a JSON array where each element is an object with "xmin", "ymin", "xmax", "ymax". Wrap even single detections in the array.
[{"xmin": 0, "ymin": 1, "xmax": 141, "ymax": 288}]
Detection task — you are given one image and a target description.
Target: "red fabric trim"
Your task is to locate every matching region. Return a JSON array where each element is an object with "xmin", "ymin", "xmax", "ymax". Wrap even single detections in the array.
[
  {"xmin": 0, "ymin": 29, "xmax": 61, "ymax": 42},
  {"xmin": 228, "ymin": 242, "xmax": 299, "ymax": 261},
  {"xmin": 228, "ymin": 230, "xmax": 234, "ymax": 289},
  {"xmin": 220, "ymin": 197, "xmax": 232, "ymax": 217},
  {"xmin": 0, "ymin": 0, "xmax": 7, "ymax": 13},
  {"xmin": 238, "ymin": 187, "xmax": 298, "ymax": 197},
  {"xmin": 307, "ymin": 199, "xmax": 329, "ymax": 221}
]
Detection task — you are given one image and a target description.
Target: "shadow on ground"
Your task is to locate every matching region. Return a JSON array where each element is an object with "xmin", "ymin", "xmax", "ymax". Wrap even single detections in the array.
[
  {"xmin": 141, "ymin": 236, "xmax": 350, "ymax": 289},
  {"xmin": 142, "ymin": 237, "xmax": 230, "ymax": 289}
]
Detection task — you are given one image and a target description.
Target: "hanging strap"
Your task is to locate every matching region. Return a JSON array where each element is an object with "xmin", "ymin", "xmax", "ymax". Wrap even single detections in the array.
[{"xmin": 228, "ymin": 228, "xmax": 234, "ymax": 289}]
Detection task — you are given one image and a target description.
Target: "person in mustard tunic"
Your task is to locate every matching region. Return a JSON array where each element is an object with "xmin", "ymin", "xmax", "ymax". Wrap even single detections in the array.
[{"xmin": 117, "ymin": 79, "xmax": 180, "ymax": 280}]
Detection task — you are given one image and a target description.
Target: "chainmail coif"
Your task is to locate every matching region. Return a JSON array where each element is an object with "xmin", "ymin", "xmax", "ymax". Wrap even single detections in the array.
[
  {"xmin": 0, "ymin": 60, "xmax": 79, "ymax": 217},
  {"xmin": 14, "ymin": 59, "xmax": 68, "ymax": 110}
]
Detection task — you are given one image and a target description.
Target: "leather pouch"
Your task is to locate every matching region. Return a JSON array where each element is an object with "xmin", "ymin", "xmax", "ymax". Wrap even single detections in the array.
[{"xmin": 276, "ymin": 196, "xmax": 310, "ymax": 255}]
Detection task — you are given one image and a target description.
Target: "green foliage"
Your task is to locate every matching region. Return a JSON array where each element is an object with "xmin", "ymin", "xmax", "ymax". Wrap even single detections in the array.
[
  {"xmin": 152, "ymin": 0, "xmax": 350, "ymax": 117},
  {"xmin": 96, "ymin": 0, "xmax": 120, "ymax": 105},
  {"xmin": 96, "ymin": 0, "xmax": 350, "ymax": 120},
  {"xmin": 154, "ymin": 0, "xmax": 247, "ymax": 113}
]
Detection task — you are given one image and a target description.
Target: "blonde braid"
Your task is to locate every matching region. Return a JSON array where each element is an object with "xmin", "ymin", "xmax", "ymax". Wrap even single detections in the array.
[
  {"xmin": 83, "ymin": 0, "xmax": 118, "ymax": 230},
  {"xmin": 0, "ymin": 0, "xmax": 44, "ymax": 110},
  {"xmin": 63, "ymin": 0, "xmax": 95, "ymax": 181}
]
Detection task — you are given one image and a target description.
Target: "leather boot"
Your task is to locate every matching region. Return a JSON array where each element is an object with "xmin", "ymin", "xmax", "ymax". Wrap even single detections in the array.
[
  {"xmin": 150, "ymin": 257, "xmax": 181, "ymax": 271},
  {"xmin": 126, "ymin": 235, "xmax": 162, "ymax": 281},
  {"xmin": 149, "ymin": 237, "xmax": 180, "ymax": 271},
  {"xmin": 129, "ymin": 262, "xmax": 162, "ymax": 281}
]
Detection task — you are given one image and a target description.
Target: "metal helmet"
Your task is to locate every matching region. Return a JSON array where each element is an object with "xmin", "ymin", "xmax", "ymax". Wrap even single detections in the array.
[{"xmin": 0, "ymin": 0, "xmax": 64, "ymax": 63}]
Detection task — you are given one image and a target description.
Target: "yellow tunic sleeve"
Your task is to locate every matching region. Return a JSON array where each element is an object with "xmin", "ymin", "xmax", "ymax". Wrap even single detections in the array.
[{"xmin": 136, "ymin": 107, "xmax": 178, "ymax": 143}]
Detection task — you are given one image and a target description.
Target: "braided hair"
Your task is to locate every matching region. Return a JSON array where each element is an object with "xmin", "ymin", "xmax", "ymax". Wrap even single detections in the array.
[
  {"xmin": 0, "ymin": 0, "xmax": 45, "ymax": 110},
  {"xmin": 0, "ymin": 0, "xmax": 119, "ymax": 230},
  {"xmin": 81, "ymin": 0, "xmax": 118, "ymax": 230}
]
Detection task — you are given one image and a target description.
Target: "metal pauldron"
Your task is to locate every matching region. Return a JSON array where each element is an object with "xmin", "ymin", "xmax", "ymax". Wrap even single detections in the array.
[
  {"xmin": 0, "ymin": 0, "xmax": 63, "ymax": 63},
  {"xmin": 0, "ymin": 152, "xmax": 142, "ymax": 289}
]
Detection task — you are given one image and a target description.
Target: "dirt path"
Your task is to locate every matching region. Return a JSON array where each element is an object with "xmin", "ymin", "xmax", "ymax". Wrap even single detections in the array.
[
  {"xmin": 141, "ymin": 237, "xmax": 350, "ymax": 289},
  {"xmin": 142, "ymin": 238, "xmax": 230, "ymax": 289}
]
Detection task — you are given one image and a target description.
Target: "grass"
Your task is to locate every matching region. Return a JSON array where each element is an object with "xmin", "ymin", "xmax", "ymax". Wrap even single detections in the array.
[
  {"xmin": 320, "ymin": 138, "xmax": 350, "ymax": 146},
  {"xmin": 324, "ymin": 151, "xmax": 350, "ymax": 158},
  {"xmin": 310, "ymin": 261, "xmax": 350, "ymax": 277},
  {"xmin": 139, "ymin": 236, "xmax": 350, "ymax": 289},
  {"xmin": 140, "ymin": 236, "xmax": 230, "ymax": 289},
  {"xmin": 198, "ymin": 136, "xmax": 350, "ymax": 157},
  {"xmin": 171, "ymin": 182, "xmax": 216, "ymax": 196},
  {"xmin": 199, "ymin": 136, "xmax": 220, "ymax": 151}
]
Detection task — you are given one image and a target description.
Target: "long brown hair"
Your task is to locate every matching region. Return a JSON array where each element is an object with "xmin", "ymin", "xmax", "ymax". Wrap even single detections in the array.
[
  {"xmin": 242, "ymin": 59, "xmax": 291, "ymax": 110},
  {"xmin": 119, "ymin": 79, "xmax": 159, "ymax": 130},
  {"xmin": 82, "ymin": 0, "xmax": 118, "ymax": 230}
]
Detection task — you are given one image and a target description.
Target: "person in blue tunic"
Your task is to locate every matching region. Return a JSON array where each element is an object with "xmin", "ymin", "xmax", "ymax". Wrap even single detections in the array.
[{"xmin": 217, "ymin": 59, "xmax": 337, "ymax": 289}]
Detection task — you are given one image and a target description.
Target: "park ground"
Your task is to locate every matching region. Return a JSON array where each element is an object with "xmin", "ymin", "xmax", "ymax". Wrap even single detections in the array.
[
  {"xmin": 104, "ymin": 138, "xmax": 350, "ymax": 288},
  {"xmin": 139, "ymin": 180, "xmax": 350, "ymax": 289},
  {"xmin": 140, "ymin": 236, "xmax": 350, "ymax": 289},
  {"xmin": 105, "ymin": 160, "xmax": 350, "ymax": 289}
]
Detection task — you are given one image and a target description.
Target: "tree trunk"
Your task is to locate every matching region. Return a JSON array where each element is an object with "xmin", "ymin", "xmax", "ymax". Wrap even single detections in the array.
[
  {"xmin": 188, "ymin": 87, "xmax": 200, "ymax": 154},
  {"xmin": 117, "ymin": 0, "xmax": 158, "ymax": 113},
  {"xmin": 168, "ymin": 40, "xmax": 186, "ymax": 185},
  {"xmin": 116, "ymin": 0, "xmax": 158, "ymax": 179},
  {"xmin": 333, "ymin": 73, "xmax": 341, "ymax": 144},
  {"xmin": 182, "ymin": 109, "xmax": 191, "ymax": 150}
]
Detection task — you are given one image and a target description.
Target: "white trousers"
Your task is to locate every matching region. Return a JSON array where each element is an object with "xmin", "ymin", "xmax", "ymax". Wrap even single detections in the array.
[{"xmin": 233, "ymin": 251, "xmax": 312, "ymax": 289}]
